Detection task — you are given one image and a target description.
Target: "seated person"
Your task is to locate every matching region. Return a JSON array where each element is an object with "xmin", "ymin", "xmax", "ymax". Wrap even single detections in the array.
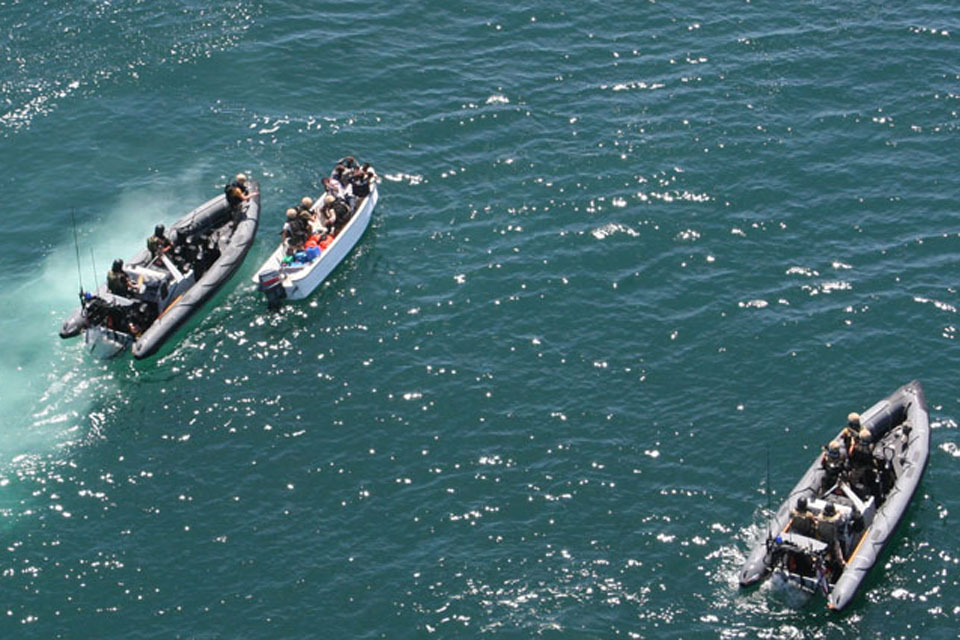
[
  {"xmin": 330, "ymin": 194, "xmax": 350, "ymax": 227},
  {"xmin": 147, "ymin": 224, "xmax": 173, "ymax": 258},
  {"xmin": 106, "ymin": 259, "xmax": 135, "ymax": 296},
  {"xmin": 298, "ymin": 196, "xmax": 316, "ymax": 221},
  {"xmin": 321, "ymin": 176, "xmax": 347, "ymax": 201},
  {"xmin": 349, "ymin": 167, "xmax": 372, "ymax": 200},
  {"xmin": 789, "ymin": 497, "xmax": 816, "ymax": 537},
  {"xmin": 320, "ymin": 195, "xmax": 348, "ymax": 231},
  {"xmin": 331, "ymin": 163, "xmax": 349, "ymax": 186},
  {"xmin": 816, "ymin": 502, "xmax": 845, "ymax": 569},
  {"xmin": 282, "ymin": 209, "xmax": 308, "ymax": 254}
]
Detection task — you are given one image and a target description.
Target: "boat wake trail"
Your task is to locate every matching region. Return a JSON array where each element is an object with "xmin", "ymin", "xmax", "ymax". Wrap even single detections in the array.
[{"xmin": 0, "ymin": 184, "xmax": 195, "ymax": 489}]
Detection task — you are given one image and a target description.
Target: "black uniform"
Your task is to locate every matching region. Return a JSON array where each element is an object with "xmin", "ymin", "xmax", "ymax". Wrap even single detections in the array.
[
  {"xmin": 350, "ymin": 173, "xmax": 371, "ymax": 199},
  {"xmin": 331, "ymin": 199, "xmax": 350, "ymax": 227},
  {"xmin": 789, "ymin": 510, "xmax": 815, "ymax": 537},
  {"xmin": 849, "ymin": 441, "xmax": 879, "ymax": 498}
]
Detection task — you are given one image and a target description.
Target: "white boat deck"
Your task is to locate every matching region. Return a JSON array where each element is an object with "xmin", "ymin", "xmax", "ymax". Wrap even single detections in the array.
[{"xmin": 253, "ymin": 182, "xmax": 378, "ymax": 300}]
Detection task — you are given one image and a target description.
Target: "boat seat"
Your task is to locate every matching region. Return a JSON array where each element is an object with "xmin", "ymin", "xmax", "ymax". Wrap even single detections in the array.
[
  {"xmin": 126, "ymin": 264, "xmax": 167, "ymax": 283},
  {"xmin": 160, "ymin": 253, "xmax": 186, "ymax": 282},
  {"xmin": 97, "ymin": 292, "xmax": 139, "ymax": 307},
  {"xmin": 779, "ymin": 532, "xmax": 827, "ymax": 554},
  {"xmin": 808, "ymin": 497, "xmax": 852, "ymax": 519}
]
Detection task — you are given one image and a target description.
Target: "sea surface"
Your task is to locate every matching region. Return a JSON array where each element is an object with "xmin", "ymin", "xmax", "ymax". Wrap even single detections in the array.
[{"xmin": 1, "ymin": 1, "xmax": 959, "ymax": 638}]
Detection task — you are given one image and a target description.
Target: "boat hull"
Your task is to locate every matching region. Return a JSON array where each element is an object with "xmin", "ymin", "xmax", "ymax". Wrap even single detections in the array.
[
  {"xmin": 60, "ymin": 182, "xmax": 261, "ymax": 360},
  {"xmin": 738, "ymin": 381, "xmax": 930, "ymax": 611}
]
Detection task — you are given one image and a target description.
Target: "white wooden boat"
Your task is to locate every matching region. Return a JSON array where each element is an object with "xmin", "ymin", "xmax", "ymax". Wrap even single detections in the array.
[{"xmin": 253, "ymin": 175, "xmax": 377, "ymax": 307}]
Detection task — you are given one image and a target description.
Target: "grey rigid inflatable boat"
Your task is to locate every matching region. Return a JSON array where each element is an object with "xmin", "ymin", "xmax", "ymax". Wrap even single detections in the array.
[
  {"xmin": 60, "ymin": 182, "xmax": 260, "ymax": 359},
  {"xmin": 738, "ymin": 381, "xmax": 930, "ymax": 611}
]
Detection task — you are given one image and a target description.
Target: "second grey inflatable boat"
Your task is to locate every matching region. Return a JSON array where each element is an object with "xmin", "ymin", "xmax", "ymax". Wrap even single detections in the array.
[{"xmin": 739, "ymin": 381, "xmax": 930, "ymax": 611}]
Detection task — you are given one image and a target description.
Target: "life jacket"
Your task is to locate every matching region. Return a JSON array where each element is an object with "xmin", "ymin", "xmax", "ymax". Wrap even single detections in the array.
[
  {"xmin": 332, "ymin": 200, "xmax": 349, "ymax": 218},
  {"xmin": 789, "ymin": 511, "xmax": 814, "ymax": 537},
  {"xmin": 850, "ymin": 442, "xmax": 873, "ymax": 466},
  {"xmin": 817, "ymin": 516, "xmax": 839, "ymax": 544},
  {"xmin": 287, "ymin": 218, "xmax": 307, "ymax": 236},
  {"xmin": 107, "ymin": 270, "xmax": 128, "ymax": 295}
]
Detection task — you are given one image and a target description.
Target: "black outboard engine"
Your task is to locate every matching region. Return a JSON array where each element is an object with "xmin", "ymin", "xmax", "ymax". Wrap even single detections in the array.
[{"xmin": 258, "ymin": 269, "xmax": 286, "ymax": 310}]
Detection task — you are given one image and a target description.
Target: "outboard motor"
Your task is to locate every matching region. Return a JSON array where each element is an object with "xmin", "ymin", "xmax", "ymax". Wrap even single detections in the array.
[{"xmin": 258, "ymin": 269, "xmax": 286, "ymax": 310}]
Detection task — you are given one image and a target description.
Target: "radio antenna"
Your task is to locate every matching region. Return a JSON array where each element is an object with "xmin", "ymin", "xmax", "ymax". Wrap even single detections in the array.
[
  {"xmin": 71, "ymin": 210, "xmax": 84, "ymax": 300},
  {"xmin": 766, "ymin": 445, "xmax": 772, "ymax": 511},
  {"xmin": 90, "ymin": 248, "xmax": 99, "ymax": 285}
]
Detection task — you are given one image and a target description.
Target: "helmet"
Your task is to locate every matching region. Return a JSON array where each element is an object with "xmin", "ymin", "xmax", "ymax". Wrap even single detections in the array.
[
  {"xmin": 323, "ymin": 194, "xmax": 335, "ymax": 205},
  {"xmin": 112, "ymin": 259, "xmax": 123, "ymax": 271},
  {"xmin": 155, "ymin": 224, "xmax": 165, "ymax": 236},
  {"xmin": 823, "ymin": 503, "xmax": 836, "ymax": 516},
  {"xmin": 847, "ymin": 412, "xmax": 861, "ymax": 427},
  {"xmin": 301, "ymin": 196, "xmax": 313, "ymax": 208},
  {"xmin": 285, "ymin": 208, "xmax": 298, "ymax": 220},
  {"xmin": 796, "ymin": 497, "xmax": 807, "ymax": 511},
  {"xmin": 859, "ymin": 427, "xmax": 872, "ymax": 443},
  {"xmin": 235, "ymin": 173, "xmax": 247, "ymax": 183}
]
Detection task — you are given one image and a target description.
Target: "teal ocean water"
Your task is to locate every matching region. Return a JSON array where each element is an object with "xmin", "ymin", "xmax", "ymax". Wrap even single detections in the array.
[{"xmin": 2, "ymin": 1, "xmax": 959, "ymax": 637}]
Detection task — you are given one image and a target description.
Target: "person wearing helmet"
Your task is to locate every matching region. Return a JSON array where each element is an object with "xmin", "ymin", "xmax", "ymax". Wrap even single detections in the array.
[
  {"xmin": 849, "ymin": 427, "xmax": 880, "ymax": 499},
  {"xmin": 106, "ymin": 258, "xmax": 134, "ymax": 296},
  {"xmin": 147, "ymin": 224, "xmax": 173, "ymax": 257},
  {"xmin": 841, "ymin": 412, "xmax": 861, "ymax": 452},
  {"xmin": 224, "ymin": 173, "xmax": 258, "ymax": 217},
  {"xmin": 297, "ymin": 197, "xmax": 316, "ymax": 226},
  {"xmin": 817, "ymin": 502, "xmax": 845, "ymax": 569},
  {"xmin": 789, "ymin": 497, "xmax": 815, "ymax": 537},
  {"xmin": 282, "ymin": 208, "xmax": 308, "ymax": 254},
  {"xmin": 320, "ymin": 194, "xmax": 338, "ymax": 229},
  {"xmin": 820, "ymin": 440, "xmax": 846, "ymax": 493}
]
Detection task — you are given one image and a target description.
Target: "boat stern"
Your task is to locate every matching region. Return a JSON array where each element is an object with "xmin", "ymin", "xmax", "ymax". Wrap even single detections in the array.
[{"xmin": 257, "ymin": 268, "xmax": 287, "ymax": 309}]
